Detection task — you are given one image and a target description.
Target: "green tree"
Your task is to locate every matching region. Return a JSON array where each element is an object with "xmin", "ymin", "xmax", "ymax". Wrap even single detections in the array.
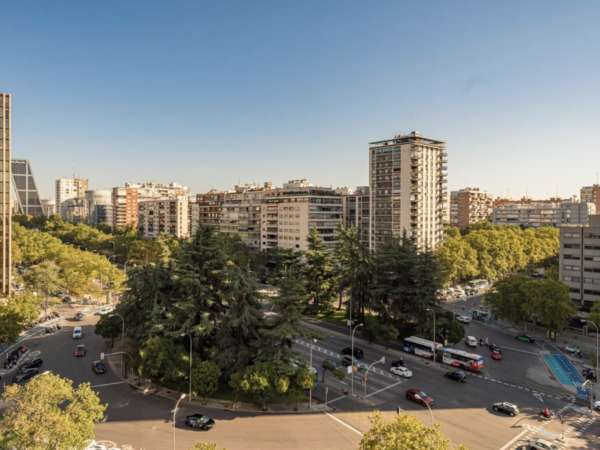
[
  {"xmin": 360, "ymin": 412, "xmax": 468, "ymax": 450},
  {"xmin": 23, "ymin": 260, "xmax": 61, "ymax": 320},
  {"xmin": 0, "ymin": 308, "xmax": 25, "ymax": 346},
  {"xmin": 139, "ymin": 336, "xmax": 187, "ymax": 387},
  {"xmin": 590, "ymin": 301, "xmax": 600, "ymax": 331},
  {"xmin": 0, "ymin": 373, "xmax": 106, "ymax": 450},
  {"xmin": 189, "ymin": 444, "xmax": 225, "ymax": 450},
  {"xmin": 192, "ymin": 360, "xmax": 221, "ymax": 401},
  {"xmin": 527, "ymin": 279, "xmax": 575, "ymax": 333},
  {"xmin": 304, "ymin": 228, "xmax": 336, "ymax": 314},
  {"xmin": 5, "ymin": 291, "xmax": 42, "ymax": 326},
  {"xmin": 95, "ymin": 314, "xmax": 123, "ymax": 347},
  {"xmin": 486, "ymin": 275, "xmax": 535, "ymax": 329}
]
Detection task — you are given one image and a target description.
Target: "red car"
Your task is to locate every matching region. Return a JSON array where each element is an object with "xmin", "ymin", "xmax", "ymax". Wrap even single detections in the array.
[
  {"xmin": 73, "ymin": 344, "xmax": 87, "ymax": 357},
  {"xmin": 406, "ymin": 388, "xmax": 433, "ymax": 407},
  {"xmin": 491, "ymin": 350, "xmax": 502, "ymax": 360}
]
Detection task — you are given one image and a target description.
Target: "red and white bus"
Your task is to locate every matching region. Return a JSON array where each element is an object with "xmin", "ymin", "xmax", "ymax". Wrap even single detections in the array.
[{"xmin": 441, "ymin": 348, "xmax": 484, "ymax": 372}]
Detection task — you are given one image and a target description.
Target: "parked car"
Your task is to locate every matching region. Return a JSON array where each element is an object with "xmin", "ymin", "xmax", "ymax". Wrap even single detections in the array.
[
  {"xmin": 62, "ymin": 295, "xmax": 73, "ymax": 304},
  {"xmin": 19, "ymin": 357, "xmax": 43, "ymax": 372},
  {"xmin": 91, "ymin": 360, "xmax": 107, "ymax": 374},
  {"xmin": 74, "ymin": 312, "xmax": 84, "ymax": 321},
  {"xmin": 15, "ymin": 368, "xmax": 39, "ymax": 383},
  {"xmin": 390, "ymin": 366, "xmax": 412, "ymax": 378},
  {"xmin": 72, "ymin": 326, "xmax": 83, "ymax": 339},
  {"xmin": 582, "ymin": 368, "xmax": 597, "ymax": 382},
  {"xmin": 456, "ymin": 315, "xmax": 472, "ymax": 324},
  {"xmin": 73, "ymin": 344, "xmax": 87, "ymax": 357},
  {"xmin": 185, "ymin": 414, "xmax": 215, "ymax": 430},
  {"xmin": 594, "ymin": 400, "xmax": 600, "ymax": 411},
  {"xmin": 444, "ymin": 370, "xmax": 466, "ymax": 383},
  {"xmin": 406, "ymin": 388, "xmax": 433, "ymax": 407},
  {"xmin": 95, "ymin": 305, "xmax": 114, "ymax": 316},
  {"xmin": 527, "ymin": 438, "xmax": 559, "ymax": 450},
  {"xmin": 492, "ymin": 402, "xmax": 519, "ymax": 416},
  {"xmin": 341, "ymin": 347, "xmax": 364, "ymax": 359},
  {"xmin": 4, "ymin": 346, "xmax": 29, "ymax": 369},
  {"xmin": 515, "ymin": 334, "xmax": 535, "ymax": 343}
]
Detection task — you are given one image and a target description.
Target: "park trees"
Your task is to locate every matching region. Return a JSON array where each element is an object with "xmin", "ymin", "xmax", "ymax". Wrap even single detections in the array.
[
  {"xmin": 0, "ymin": 373, "xmax": 106, "ymax": 450},
  {"xmin": 360, "ymin": 412, "xmax": 467, "ymax": 450},
  {"xmin": 192, "ymin": 361, "xmax": 221, "ymax": 402},
  {"xmin": 304, "ymin": 228, "xmax": 336, "ymax": 314}
]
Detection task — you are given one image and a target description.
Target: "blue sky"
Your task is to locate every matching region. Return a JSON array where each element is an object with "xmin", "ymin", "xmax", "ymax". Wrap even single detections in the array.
[{"xmin": 2, "ymin": 1, "xmax": 599, "ymax": 199}]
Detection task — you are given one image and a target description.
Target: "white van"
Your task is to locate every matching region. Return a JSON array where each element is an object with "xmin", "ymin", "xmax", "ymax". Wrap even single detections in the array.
[
  {"xmin": 465, "ymin": 336, "xmax": 478, "ymax": 348},
  {"xmin": 72, "ymin": 326, "xmax": 83, "ymax": 339}
]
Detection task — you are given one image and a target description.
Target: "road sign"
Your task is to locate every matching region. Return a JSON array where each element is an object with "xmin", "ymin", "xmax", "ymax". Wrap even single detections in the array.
[{"xmin": 100, "ymin": 352, "xmax": 105, "ymax": 360}]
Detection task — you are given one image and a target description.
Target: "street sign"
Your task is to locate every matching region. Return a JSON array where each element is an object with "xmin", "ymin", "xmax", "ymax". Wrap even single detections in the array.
[{"xmin": 100, "ymin": 352, "xmax": 105, "ymax": 360}]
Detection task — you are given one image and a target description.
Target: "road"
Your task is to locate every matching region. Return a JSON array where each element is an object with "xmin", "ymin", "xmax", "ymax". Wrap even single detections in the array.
[{"xmin": 4, "ymin": 305, "xmax": 598, "ymax": 450}]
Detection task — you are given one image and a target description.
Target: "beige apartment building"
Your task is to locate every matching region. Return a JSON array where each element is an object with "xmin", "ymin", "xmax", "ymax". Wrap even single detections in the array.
[
  {"xmin": 581, "ymin": 185, "xmax": 600, "ymax": 212},
  {"xmin": 190, "ymin": 190, "xmax": 225, "ymax": 236},
  {"xmin": 220, "ymin": 183, "xmax": 271, "ymax": 248},
  {"xmin": 369, "ymin": 131, "xmax": 447, "ymax": 250},
  {"xmin": 560, "ymin": 215, "xmax": 600, "ymax": 311},
  {"xmin": 137, "ymin": 195, "xmax": 189, "ymax": 239},
  {"xmin": 55, "ymin": 177, "xmax": 88, "ymax": 219},
  {"xmin": 0, "ymin": 93, "xmax": 12, "ymax": 296},
  {"xmin": 450, "ymin": 187, "xmax": 493, "ymax": 229},
  {"xmin": 261, "ymin": 179, "xmax": 343, "ymax": 251},
  {"xmin": 492, "ymin": 199, "xmax": 595, "ymax": 227}
]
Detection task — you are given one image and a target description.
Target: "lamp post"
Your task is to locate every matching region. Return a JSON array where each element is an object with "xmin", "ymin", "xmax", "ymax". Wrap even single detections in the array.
[
  {"xmin": 181, "ymin": 332, "xmax": 193, "ymax": 402},
  {"xmin": 172, "ymin": 393, "xmax": 186, "ymax": 450},
  {"xmin": 585, "ymin": 320, "xmax": 599, "ymax": 388},
  {"xmin": 363, "ymin": 356, "xmax": 386, "ymax": 396},
  {"xmin": 309, "ymin": 338, "xmax": 317, "ymax": 409},
  {"xmin": 426, "ymin": 308, "xmax": 437, "ymax": 362},
  {"xmin": 351, "ymin": 323, "xmax": 364, "ymax": 396}
]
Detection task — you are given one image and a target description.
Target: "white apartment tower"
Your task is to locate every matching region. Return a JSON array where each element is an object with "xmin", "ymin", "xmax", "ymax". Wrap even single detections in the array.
[
  {"xmin": 55, "ymin": 177, "xmax": 88, "ymax": 218},
  {"xmin": 369, "ymin": 131, "xmax": 447, "ymax": 250}
]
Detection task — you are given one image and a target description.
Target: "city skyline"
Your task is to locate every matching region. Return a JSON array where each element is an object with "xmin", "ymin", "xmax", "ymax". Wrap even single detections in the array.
[{"xmin": 2, "ymin": 1, "xmax": 600, "ymax": 199}]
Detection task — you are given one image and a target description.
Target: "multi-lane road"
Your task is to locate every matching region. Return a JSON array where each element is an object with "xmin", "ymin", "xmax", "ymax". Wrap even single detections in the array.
[{"xmin": 2, "ymin": 306, "xmax": 598, "ymax": 450}]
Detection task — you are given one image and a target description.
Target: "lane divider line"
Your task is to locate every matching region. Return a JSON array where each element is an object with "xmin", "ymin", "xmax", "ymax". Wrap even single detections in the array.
[{"xmin": 91, "ymin": 381, "xmax": 128, "ymax": 388}]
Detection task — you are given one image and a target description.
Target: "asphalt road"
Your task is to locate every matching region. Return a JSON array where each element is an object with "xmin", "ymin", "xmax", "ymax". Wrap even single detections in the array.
[{"xmin": 5, "ymin": 305, "xmax": 598, "ymax": 450}]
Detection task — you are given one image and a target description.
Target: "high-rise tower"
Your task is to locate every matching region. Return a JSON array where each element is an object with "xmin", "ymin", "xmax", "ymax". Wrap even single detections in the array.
[{"xmin": 0, "ymin": 93, "xmax": 12, "ymax": 296}]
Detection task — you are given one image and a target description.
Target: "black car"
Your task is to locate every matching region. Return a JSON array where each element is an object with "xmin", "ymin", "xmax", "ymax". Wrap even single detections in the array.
[
  {"xmin": 341, "ymin": 347, "xmax": 364, "ymax": 359},
  {"xmin": 91, "ymin": 360, "xmax": 107, "ymax": 374},
  {"xmin": 445, "ymin": 370, "xmax": 467, "ymax": 383},
  {"xmin": 185, "ymin": 414, "xmax": 215, "ymax": 430},
  {"xmin": 391, "ymin": 358, "xmax": 405, "ymax": 368},
  {"xmin": 488, "ymin": 343, "xmax": 501, "ymax": 353},
  {"xmin": 492, "ymin": 402, "xmax": 520, "ymax": 416},
  {"xmin": 19, "ymin": 358, "xmax": 43, "ymax": 372},
  {"xmin": 15, "ymin": 368, "xmax": 39, "ymax": 383},
  {"xmin": 583, "ymin": 368, "xmax": 597, "ymax": 382},
  {"xmin": 74, "ymin": 312, "xmax": 84, "ymax": 321}
]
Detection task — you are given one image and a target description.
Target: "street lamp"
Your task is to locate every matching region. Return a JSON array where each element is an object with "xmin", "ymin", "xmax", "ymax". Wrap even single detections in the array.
[
  {"xmin": 309, "ymin": 338, "xmax": 317, "ymax": 409},
  {"xmin": 181, "ymin": 332, "xmax": 193, "ymax": 402},
  {"xmin": 351, "ymin": 323, "xmax": 364, "ymax": 396},
  {"xmin": 426, "ymin": 308, "xmax": 437, "ymax": 362},
  {"xmin": 584, "ymin": 319, "xmax": 599, "ymax": 387},
  {"xmin": 172, "ymin": 393, "xmax": 186, "ymax": 450},
  {"xmin": 363, "ymin": 356, "xmax": 386, "ymax": 396}
]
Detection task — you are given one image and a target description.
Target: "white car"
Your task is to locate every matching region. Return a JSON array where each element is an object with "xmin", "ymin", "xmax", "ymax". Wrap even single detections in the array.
[
  {"xmin": 594, "ymin": 400, "xmax": 600, "ymax": 411},
  {"xmin": 456, "ymin": 315, "xmax": 472, "ymax": 324},
  {"xmin": 390, "ymin": 366, "xmax": 413, "ymax": 378},
  {"xmin": 527, "ymin": 439, "xmax": 559, "ymax": 450}
]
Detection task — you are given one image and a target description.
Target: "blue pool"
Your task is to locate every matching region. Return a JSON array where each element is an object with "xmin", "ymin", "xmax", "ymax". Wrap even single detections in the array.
[{"xmin": 543, "ymin": 353, "xmax": 583, "ymax": 386}]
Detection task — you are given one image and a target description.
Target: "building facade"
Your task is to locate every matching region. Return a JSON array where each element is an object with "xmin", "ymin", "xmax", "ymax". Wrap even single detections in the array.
[
  {"xmin": 112, "ymin": 186, "xmax": 139, "ymax": 230},
  {"xmin": 581, "ymin": 185, "xmax": 600, "ymax": 212},
  {"xmin": 369, "ymin": 131, "xmax": 447, "ymax": 250},
  {"xmin": 559, "ymin": 215, "xmax": 600, "ymax": 312},
  {"xmin": 492, "ymin": 199, "xmax": 595, "ymax": 227},
  {"xmin": 12, "ymin": 159, "xmax": 44, "ymax": 217},
  {"xmin": 192, "ymin": 191, "xmax": 225, "ymax": 235},
  {"xmin": 55, "ymin": 177, "xmax": 88, "ymax": 218},
  {"xmin": 85, "ymin": 190, "xmax": 113, "ymax": 227},
  {"xmin": 450, "ymin": 187, "xmax": 493, "ymax": 229},
  {"xmin": 220, "ymin": 183, "xmax": 271, "ymax": 248},
  {"xmin": 261, "ymin": 179, "xmax": 343, "ymax": 251},
  {"xmin": 0, "ymin": 93, "xmax": 11, "ymax": 296},
  {"xmin": 343, "ymin": 186, "xmax": 370, "ymax": 245},
  {"xmin": 138, "ymin": 195, "xmax": 189, "ymax": 239}
]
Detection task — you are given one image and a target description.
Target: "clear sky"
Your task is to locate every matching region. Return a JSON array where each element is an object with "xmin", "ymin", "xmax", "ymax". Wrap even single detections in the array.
[{"xmin": 2, "ymin": 1, "xmax": 599, "ymax": 199}]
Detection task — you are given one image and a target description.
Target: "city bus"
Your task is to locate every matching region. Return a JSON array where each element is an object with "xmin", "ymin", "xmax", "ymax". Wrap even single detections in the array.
[
  {"xmin": 441, "ymin": 348, "xmax": 485, "ymax": 372},
  {"xmin": 402, "ymin": 336, "xmax": 443, "ymax": 359}
]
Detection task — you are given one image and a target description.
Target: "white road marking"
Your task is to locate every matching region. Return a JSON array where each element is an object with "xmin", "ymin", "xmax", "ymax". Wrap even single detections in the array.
[
  {"xmin": 91, "ymin": 381, "xmax": 128, "ymax": 388},
  {"xmin": 365, "ymin": 379, "xmax": 405, "ymax": 399},
  {"xmin": 325, "ymin": 394, "xmax": 347, "ymax": 405},
  {"xmin": 498, "ymin": 428, "xmax": 530, "ymax": 450},
  {"xmin": 324, "ymin": 412, "xmax": 363, "ymax": 436}
]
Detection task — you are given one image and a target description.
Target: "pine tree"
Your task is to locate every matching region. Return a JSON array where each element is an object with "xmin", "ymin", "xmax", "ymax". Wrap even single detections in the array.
[{"xmin": 304, "ymin": 228, "xmax": 336, "ymax": 314}]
